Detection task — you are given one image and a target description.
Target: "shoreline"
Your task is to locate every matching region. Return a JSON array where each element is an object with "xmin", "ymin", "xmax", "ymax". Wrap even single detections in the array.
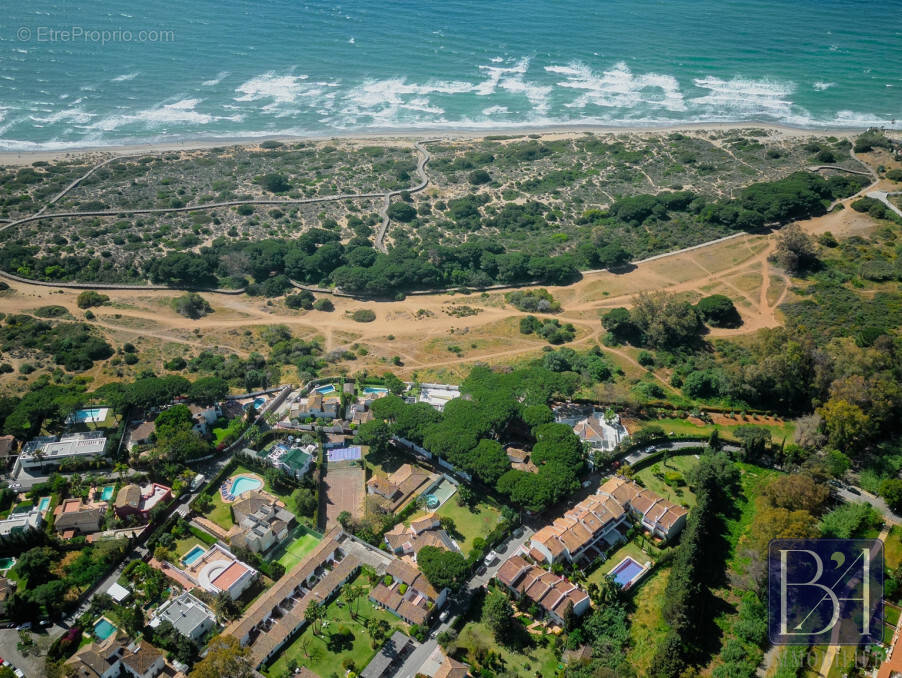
[{"xmin": 0, "ymin": 120, "xmax": 882, "ymax": 166}]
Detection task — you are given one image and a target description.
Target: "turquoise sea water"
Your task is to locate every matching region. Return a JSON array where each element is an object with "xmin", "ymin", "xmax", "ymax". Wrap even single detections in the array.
[{"xmin": 2, "ymin": 0, "xmax": 900, "ymax": 150}]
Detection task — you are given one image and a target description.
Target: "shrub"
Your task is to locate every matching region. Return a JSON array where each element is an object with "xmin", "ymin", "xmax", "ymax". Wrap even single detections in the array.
[
  {"xmin": 285, "ymin": 291, "xmax": 315, "ymax": 309},
  {"xmin": 258, "ymin": 173, "xmax": 291, "ymax": 193},
  {"xmin": 351, "ymin": 309, "xmax": 376, "ymax": 323},
  {"xmin": 76, "ymin": 291, "xmax": 110, "ymax": 309},
  {"xmin": 887, "ymin": 169, "xmax": 902, "ymax": 182},
  {"xmin": 313, "ymin": 298, "xmax": 334, "ymax": 312},
  {"xmin": 695, "ymin": 294, "xmax": 742, "ymax": 328},
  {"xmin": 468, "ymin": 169, "xmax": 491, "ymax": 185},
  {"xmin": 172, "ymin": 293, "xmax": 212, "ymax": 319}
]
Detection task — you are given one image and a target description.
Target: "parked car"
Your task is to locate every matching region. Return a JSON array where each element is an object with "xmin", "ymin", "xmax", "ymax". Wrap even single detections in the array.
[
  {"xmin": 16, "ymin": 622, "xmax": 31, "ymax": 631},
  {"xmin": 439, "ymin": 610, "xmax": 450, "ymax": 622},
  {"xmin": 484, "ymin": 551, "xmax": 498, "ymax": 566},
  {"xmin": 513, "ymin": 527, "xmax": 523, "ymax": 538}
]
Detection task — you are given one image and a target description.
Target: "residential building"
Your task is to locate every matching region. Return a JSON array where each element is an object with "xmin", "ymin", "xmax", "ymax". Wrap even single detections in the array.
[
  {"xmin": 149, "ymin": 592, "xmax": 217, "ymax": 642},
  {"xmin": 495, "ymin": 555, "xmax": 591, "ymax": 625},
  {"xmin": 347, "ymin": 402, "xmax": 374, "ymax": 425},
  {"xmin": 225, "ymin": 527, "xmax": 359, "ymax": 668},
  {"xmin": 292, "ymin": 393, "xmax": 340, "ymax": 420},
  {"xmin": 266, "ymin": 444, "xmax": 314, "ymax": 479},
  {"xmin": 228, "ymin": 490, "xmax": 295, "ymax": 553},
  {"xmin": 360, "ymin": 631, "xmax": 414, "ymax": 678},
  {"xmin": 366, "ymin": 463, "xmax": 437, "ymax": 512},
  {"xmin": 368, "ymin": 559, "xmax": 447, "ymax": 626},
  {"xmin": 529, "ymin": 491, "xmax": 627, "ymax": 565},
  {"xmin": 0, "ymin": 508, "xmax": 43, "ymax": 537},
  {"xmin": 434, "ymin": 655, "xmax": 471, "ymax": 678},
  {"xmin": 383, "ymin": 513, "xmax": 459, "ymax": 559},
  {"xmin": 54, "ymin": 498, "xmax": 105, "ymax": 537},
  {"xmin": 176, "ymin": 544, "xmax": 258, "ymax": 601},
  {"xmin": 188, "ymin": 404, "xmax": 221, "ymax": 436},
  {"xmin": 114, "ymin": 483, "xmax": 172, "ymax": 521},
  {"xmin": 572, "ymin": 411, "xmax": 629, "ymax": 452},
  {"xmin": 598, "ymin": 476, "xmax": 688, "ymax": 542},
  {"xmin": 66, "ymin": 638, "xmax": 166, "ymax": 678},
  {"xmin": 528, "ymin": 475, "xmax": 687, "ymax": 566},
  {"xmin": 14, "ymin": 431, "xmax": 107, "ymax": 476},
  {"xmin": 125, "ymin": 420, "xmax": 156, "ymax": 450}
]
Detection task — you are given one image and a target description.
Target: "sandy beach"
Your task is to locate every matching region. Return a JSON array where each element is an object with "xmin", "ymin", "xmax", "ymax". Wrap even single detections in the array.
[{"xmin": 0, "ymin": 122, "xmax": 874, "ymax": 167}]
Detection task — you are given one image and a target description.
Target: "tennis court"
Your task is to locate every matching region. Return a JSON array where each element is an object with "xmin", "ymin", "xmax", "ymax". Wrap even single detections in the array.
[{"xmin": 321, "ymin": 466, "xmax": 365, "ymax": 530}]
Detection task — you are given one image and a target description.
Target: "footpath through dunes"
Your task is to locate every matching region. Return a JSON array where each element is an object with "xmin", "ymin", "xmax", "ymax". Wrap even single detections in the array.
[{"xmin": 0, "ymin": 138, "xmax": 439, "ymax": 270}]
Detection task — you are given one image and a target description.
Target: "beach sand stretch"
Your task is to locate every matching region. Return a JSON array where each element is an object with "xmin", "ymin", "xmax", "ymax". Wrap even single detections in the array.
[{"xmin": 0, "ymin": 122, "xmax": 883, "ymax": 167}]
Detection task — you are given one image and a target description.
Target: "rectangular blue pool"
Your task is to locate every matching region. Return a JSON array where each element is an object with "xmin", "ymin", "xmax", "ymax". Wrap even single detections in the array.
[
  {"xmin": 610, "ymin": 556, "xmax": 645, "ymax": 588},
  {"xmin": 93, "ymin": 618, "xmax": 117, "ymax": 640},
  {"xmin": 38, "ymin": 496, "xmax": 51, "ymax": 512},
  {"xmin": 181, "ymin": 545, "xmax": 206, "ymax": 566},
  {"xmin": 362, "ymin": 386, "xmax": 388, "ymax": 394},
  {"xmin": 100, "ymin": 485, "xmax": 115, "ymax": 501},
  {"xmin": 315, "ymin": 384, "xmax": 336, "ymax": 394}
]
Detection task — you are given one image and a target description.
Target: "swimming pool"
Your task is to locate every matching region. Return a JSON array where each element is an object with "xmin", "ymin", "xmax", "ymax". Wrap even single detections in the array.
[
  {"xmin": 230, "ymin": 475, "xmax": 263, "ymax": 497},
  {"xmin": 67, "ymin": 407, "xmax": 110, "ymax": 424},
  {"xmin": 610, "ymin": 556, "xmax": 646, "ymax": 589},
  {"xmin": 93, "ymin": 618, "xmax": 117, "ymax": 641},
  {"xmin": 243, "ymin": 396, "xmax": 267, "ymax": 410},
  {"xmin": 362, "ymin": 386, "xmax": 389, "ymax": 394},
  {"xmin": 315, "ymin": 384, "xmax": 336, "ymax": 394},
  {"xmin": 0, "ymin": 557, "xmax": 15, "ymax": 571},
  {"xmin": 37, "ymin": 497, "xmax": 51, "ymax": 512},
  {"xmin": 100, "ymin": 485, "xmax": 115, "ymax": 502},
  {"xmin": 181, "ymin": 545, "xmax": 206, "ymax": 566}
]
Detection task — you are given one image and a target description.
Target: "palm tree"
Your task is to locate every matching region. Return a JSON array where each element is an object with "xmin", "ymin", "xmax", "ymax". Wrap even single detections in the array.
[
  {"xmin": 305, "ymin": 600, "xmax": 326, "ymax": 636},
  {"xmin": 341, "ymin": 583, "xmax": 359, "ymax": 619}
]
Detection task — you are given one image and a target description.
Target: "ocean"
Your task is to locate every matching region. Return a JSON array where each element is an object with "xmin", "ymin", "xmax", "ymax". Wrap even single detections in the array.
[{"xmin": 2, "ymin": 0, "xmax": 901, "ymax": 150}]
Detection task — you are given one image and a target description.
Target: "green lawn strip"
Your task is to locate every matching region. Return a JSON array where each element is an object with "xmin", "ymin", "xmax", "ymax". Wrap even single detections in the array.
[
  {"xmin": 207, "ymin": 493, "xmax": 234, "ymax": 530},
  {"xmin": 275, "ymin": 531, "xmax": 322, "ymax": 570},
  {"xmin": 189, "ymin": 525, "xmax": 218, "ymax": 545},
  {"xmin": 626, "ymin": 566, "xmax": 671, "ymax": 675},
  {"xmin": 633, "ymin": 455, "xmax": 699, "ymax": 509},
  {"xmin": 265, "ymin": 573, "xmax": 407, "ymax": 677},
  {"xmin": 885, "ymin": 526, "xmax": 902, "ymax": 570},
  {"xmin": 173, "ymin": 536, "xmax": 206, "ymax": 560},
  {"xmin": 648, "ymin": 416, "xmax": 796, "ymax": 443},
  {"xmin": 453, "ymin": 621, "xmax": 560, "ymax": 677},
  {"xmin": 887, "ymin": 604, "xmax": 901, "ymax": 627}
]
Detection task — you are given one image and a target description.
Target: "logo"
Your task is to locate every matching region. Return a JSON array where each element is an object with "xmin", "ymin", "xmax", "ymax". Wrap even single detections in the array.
[{"xmin": 768, "ymin": 539, "xmax": 883, "ymax": 645}]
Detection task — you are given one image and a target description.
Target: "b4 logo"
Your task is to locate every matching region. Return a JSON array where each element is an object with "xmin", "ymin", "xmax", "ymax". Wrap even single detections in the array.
[{"xmin": 768, "ymin": 539, "xmax": 883, "ymax": 645}]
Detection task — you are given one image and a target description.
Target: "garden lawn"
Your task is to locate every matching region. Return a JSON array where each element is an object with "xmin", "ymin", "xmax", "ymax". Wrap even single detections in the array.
[
  {"xmin": 626, "ymin": 566, "xmax": 671, "ymax": 675},
  {"xmin": 264, "ymin": 573, "xmax": 407, "ymax": 677},
  {"xmin": 647, "ymin": 417, "xmax": 795, "ymax": 443},
  {"xmin": 453, "ymin": 621, "xmax": 561, "ymax": 677},
  {"xmin": 275, "ymin": 530, "xmax": 322, "ymax": 570},
  {"xmin": 412, "ymin": 497, "xmax": 504, "ymax": 554},
  {"xmin": 173, "ymin": 536, "xmax": 206, "ymax": 561},
  {"xmin": 207, "ymin": 493, "xmax": 233, "ymax": 530},
  {"xmin": 633, "ymin": 454, "xmax": 699, "ymax": 509}
]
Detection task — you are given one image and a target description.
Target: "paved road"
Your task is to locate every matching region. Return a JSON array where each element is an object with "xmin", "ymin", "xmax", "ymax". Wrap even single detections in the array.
[
  {"xmin": 622, "ymin": 439, "xmax": 739, "ymax": 467},
  {"xmin": 868, "ymin": 190, "xmax": 902, "ymax": 219},
  {"xmin": 834, "ymin": 484, "xmax": 901, "ymax": 525}
]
